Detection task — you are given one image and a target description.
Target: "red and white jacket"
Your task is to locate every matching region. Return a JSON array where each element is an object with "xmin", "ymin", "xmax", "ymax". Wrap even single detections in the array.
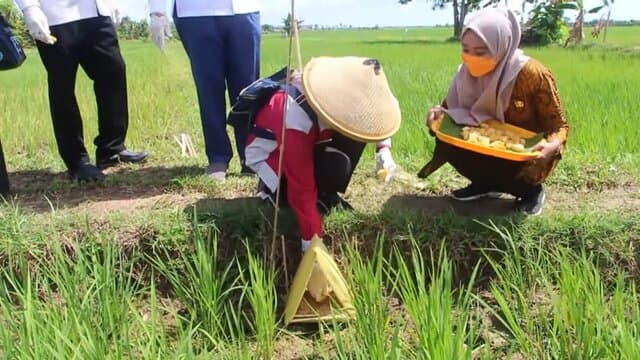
[{"xmin": 245, "ymin": 85, "xmax": 391, "ymax": 240}]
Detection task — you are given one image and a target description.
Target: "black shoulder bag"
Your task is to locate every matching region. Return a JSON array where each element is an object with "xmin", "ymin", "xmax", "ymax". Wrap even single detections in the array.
[{"xmin": 0, "ymin": 14, "xmax": 26, "ymax": 71}]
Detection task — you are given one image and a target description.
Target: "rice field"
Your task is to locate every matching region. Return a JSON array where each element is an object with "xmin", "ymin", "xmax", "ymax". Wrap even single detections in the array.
[{"xmin": 0, "ymin": 26, "xmax": 639, "ymax": 358}]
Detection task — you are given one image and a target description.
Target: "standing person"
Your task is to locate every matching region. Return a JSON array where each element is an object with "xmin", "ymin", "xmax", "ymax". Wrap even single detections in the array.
[
  {"xmin": 149, "ymin": 0, "xmax": 261, "ymax": 181},
  {"xmin": 423, "ymin": 7, "xmax": 569, "ymax": 216},
  {"xmin": 244, "ymin": 57, "xmax": 400, "ymax": 252},
  {"xmin": 16, "ymin": 0, "xmax": 148, "ymax": 182},
  {"xmin": 0, "ymin": 139, "xmax": 8, "ymax": 196}
]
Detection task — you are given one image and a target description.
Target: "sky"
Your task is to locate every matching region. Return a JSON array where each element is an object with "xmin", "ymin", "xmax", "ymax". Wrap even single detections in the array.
[{"xmin": 113, "ymin": 0, "xmax": 639, "ymax": 27}]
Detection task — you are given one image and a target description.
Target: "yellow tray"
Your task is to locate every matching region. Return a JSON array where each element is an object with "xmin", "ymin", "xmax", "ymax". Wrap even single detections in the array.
[{"xmin": 433, "ymin": 116, "xmax": 543, "ymax": 162}]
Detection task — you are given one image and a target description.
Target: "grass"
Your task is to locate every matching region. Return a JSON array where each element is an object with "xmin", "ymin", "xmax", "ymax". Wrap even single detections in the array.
[{"xmin": 0, "ymin": 25, "xmax": 640, "ymax": 358}]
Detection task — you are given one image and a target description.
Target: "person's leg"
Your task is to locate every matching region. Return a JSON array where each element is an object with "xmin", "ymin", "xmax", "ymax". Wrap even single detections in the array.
[
  {"xmin": 224, "ymin": 12, "xmax": 261, "ymax": 168},
  {"xmin": 78, "ymin": 16, "xmax": 130, "ymax": 164},
  {"xmin": 36, "ymin": 22, "xmax": 90, "ymax": 173},
  {"xmin": 515, "ymin": 183, "xmax": 546, "ymax": 216},
  {"xmin": 78, "ymin": 16, "xmax": 147, "ymax": 169},
  {"xmin": 314, "ymin": 134, "xmax": 366, "ymax": 212},
  {"xmin": 174, "ymin": 15, "xmax": 231, "ymax": 171},
  {"xmin": 0, "ymin": 137, "xmax": 9, "ymax": 196},
  {"xmin": 436, "ymin": 139, "xmax": 524, "ymax": 200}
]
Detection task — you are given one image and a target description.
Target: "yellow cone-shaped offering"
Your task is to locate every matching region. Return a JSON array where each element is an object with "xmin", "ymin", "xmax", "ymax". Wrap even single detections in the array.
[{"xmin": 283, "ymin": 236, "xmax": 355, "ymax": 325}]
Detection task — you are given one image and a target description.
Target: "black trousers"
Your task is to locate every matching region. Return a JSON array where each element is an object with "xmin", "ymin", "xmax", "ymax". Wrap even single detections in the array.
[
  {"xmin": 0, "ymin": 138, "xmax": 8, "ymax": 195},
  {"xmin": 36, "ymin": 16, "xmax": 127, "ymax": 172},
  {"xmin": 262, "ymin": 133, "xmax": 366, "ymax": 209},
  {"xmin": 436, "ymin": 139, "xmax": 538, "ymax": 198}
]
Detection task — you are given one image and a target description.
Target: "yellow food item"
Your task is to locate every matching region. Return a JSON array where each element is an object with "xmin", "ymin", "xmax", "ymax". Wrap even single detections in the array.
[
  {"xmin": 507, "ymin": 143, "xmax": 525, "ymax": 152},
  {"xmin": 461, "ymin": 123, "xmax": 526, "ymax": 152}
]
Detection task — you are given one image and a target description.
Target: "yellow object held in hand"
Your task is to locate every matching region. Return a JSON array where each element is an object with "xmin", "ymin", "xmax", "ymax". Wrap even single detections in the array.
[{"xmin": 376, "ymin": 168, "xmax": 388, "ymax": 182}]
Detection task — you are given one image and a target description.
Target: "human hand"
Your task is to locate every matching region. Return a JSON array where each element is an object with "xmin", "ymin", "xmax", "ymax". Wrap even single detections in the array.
[
  {"xmin": 375, "ymin": 147, "xmax": 397, "ymax": 183},
  {"xmin": 534, "ymin": 138, "xmax": 561, "ymax": 159},
  {"xmin": 103, "ymin": 0, "xmax": 122, "ymax": 25},
  {"xmin": 150, "ymin": 12, "xmax": 172, "ymax": 51},
  {"xmin": 427, "ymin": 105, "xmax": 444, "ymax": 131},
  {"xmin": 23, "ymin": 6, "xmax": 55, "ymax": 45},
  {"xmin": 110, "ymin": 7, "xmax": 121, "ymax": 26}
]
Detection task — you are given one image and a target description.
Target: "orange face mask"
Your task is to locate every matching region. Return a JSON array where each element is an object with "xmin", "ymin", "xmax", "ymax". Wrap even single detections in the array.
[{"xmin": 462, "ymin": 53, "xmax": 497, "ymax": 77}]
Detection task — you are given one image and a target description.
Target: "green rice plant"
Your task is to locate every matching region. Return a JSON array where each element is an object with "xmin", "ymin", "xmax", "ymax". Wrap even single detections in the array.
[
  {"xmin": 548, "ymin": 250, "xmax": 609, "ymax": 359},
  {"xmin": 608, "ymin": 273, "xmax": 640, "ymax": 358},
  {"xmin": 0, "ymin": 237, "xmax": 146, "ymax": 358},
  {"xmin": 145, "ymin": 214, "xmax": 239, "ymax": 345},
  {"xmin": 393, "ymin": 238, "xmax": 479, "ymax": 359},
  {"xmin": 238, "ymin": 244, "xmax": 278, "ymax": 359},
  {"xmin": 333, "ymin": 235, "xmax": 404, "ymax": 359},
  {"xmin": 477, "ymin": 221, "xmax": 554, "ymax": 357}
]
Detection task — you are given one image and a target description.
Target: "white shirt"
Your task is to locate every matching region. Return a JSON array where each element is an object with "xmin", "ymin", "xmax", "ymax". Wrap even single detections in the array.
[
  {"xmin": 15, "ymin": 0, "xmax": 113, "ymax": 26},
  {"xmin": 149, "ymin": 0, "xmax": 260, "ymax": 18}
]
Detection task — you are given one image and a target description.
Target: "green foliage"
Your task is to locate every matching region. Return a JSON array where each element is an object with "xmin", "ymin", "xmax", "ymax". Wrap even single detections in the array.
[
  {"xmin": 282, "ymin": 13, "xmax": 303, "ymax": 36},
  {"xmin": 398, "ymin": 0, "xmax": 500, "ymax": 38},
  {"xmin": 116, "ymin": 16, "xmax": 150, "ymax": 41},
  {"xmin": 522, "ymin": 1, "xmax": 578, "ymax": 45}
]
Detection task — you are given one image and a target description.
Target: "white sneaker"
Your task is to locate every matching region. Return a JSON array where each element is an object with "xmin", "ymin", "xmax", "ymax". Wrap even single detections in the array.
[{"xmin": 206, "ymin": 163, "xmax": 227, "ymax": 182}]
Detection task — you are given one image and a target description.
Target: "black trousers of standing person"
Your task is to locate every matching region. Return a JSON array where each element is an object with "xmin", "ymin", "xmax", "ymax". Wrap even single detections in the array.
[
  {"xmin": 0, "ymin": 138, "xmax": 9, "ymax": 196},
  {"xmin": 35, "ymin": 16, "xmax": 127, "ymax": 173}
]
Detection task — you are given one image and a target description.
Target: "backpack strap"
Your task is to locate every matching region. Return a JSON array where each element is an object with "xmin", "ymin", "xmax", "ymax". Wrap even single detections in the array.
[
  {"xmin": 250, "ymin": 84, "xmax": 319, "ymax": 141},
  {"xmin": 284, "ymin": 85, "xmax": 318, "ymax": 126}
]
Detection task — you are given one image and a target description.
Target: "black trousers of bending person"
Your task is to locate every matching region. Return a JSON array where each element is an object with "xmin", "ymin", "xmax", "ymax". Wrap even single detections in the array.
[
  {"xmin": 260, "ymin": 132, "xmax": 367, "ymax": 213},
  {"xmin": 36, "ymin": 16, "xmax": 127, "ymax": 173}
]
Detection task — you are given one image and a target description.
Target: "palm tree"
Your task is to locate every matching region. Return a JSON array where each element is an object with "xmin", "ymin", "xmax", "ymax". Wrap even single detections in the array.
[{"xmin": 565, "ymin": 0, "xmax": 615, "ymax": 46}]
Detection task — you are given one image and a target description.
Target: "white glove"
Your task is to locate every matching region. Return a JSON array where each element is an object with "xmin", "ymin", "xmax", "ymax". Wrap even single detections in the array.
[
  {"xmin": 375, "ymin": 147, "xmax": 397, "ymax": 183},
  {"xmin": 23, "ymin": 5, "xmax": 55, "ymax": 45},
  {"xmin": 301, "ymin": 238, "xmax": 312, "ymax": 253},
  {"xmin": 150, "ymin": 13, "xmax": 172, "ymax": 51},
  {"xmin": 110, "ymin": 7, "xmax": 121, "ymax": 26}
]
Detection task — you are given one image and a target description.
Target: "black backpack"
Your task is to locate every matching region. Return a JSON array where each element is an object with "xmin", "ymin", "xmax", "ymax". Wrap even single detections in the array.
[
  {"xmin": 0, "ymin": 14, "xmax": 26, "ymax": 71},
  {"xmin": 227, "ymin": 66, "xmax": 317, "ymax": 131}
]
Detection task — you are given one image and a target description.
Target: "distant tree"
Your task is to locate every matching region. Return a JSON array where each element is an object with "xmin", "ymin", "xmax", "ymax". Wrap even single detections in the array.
[
  {"xmin": 117, "ymin": 16, "xmax": 149, "ymax": 40},
  {"xmin": 521, "ymin": 0, "xmax": 577, "ymax": 46},
  {"xmin": 262, "ymin": 24, "xmax": 275, "ymax": 33},
  {"xmin": 282, "ymin": 13, "xmax": 303, "ymax": 36},
  {"xmin": 399, "ymin": 0, "xmax": 497, "ymax": 39},
  {"xmin": 563, "ymin": 0, "xmax": 613, "ymax": 46}
]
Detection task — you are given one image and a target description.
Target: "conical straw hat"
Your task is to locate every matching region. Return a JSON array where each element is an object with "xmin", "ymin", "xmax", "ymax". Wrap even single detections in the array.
[{"xmin": 302, "ymin": 56, "xmax": 401, "ymax": 142}]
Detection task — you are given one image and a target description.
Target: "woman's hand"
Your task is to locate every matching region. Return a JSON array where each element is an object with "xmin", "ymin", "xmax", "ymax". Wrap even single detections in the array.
[
  {"xmin": 427, "ymin": 105, "xmax": 444, "ymax": 130},
  {"xmin": 534, "ymin": 138, "xmax": 562, "ymax": 159}
]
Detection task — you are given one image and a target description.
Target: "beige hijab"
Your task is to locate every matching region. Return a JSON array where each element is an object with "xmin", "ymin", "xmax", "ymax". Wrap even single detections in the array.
[{"xmin": 444, "ymin": 7, "xmax": 529, "ymax": 125}]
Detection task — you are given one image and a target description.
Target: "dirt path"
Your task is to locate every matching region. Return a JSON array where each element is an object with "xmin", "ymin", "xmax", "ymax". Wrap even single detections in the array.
[{"xmin": 6, "ymin": 172, "xmax": 639, "ymax": 218}]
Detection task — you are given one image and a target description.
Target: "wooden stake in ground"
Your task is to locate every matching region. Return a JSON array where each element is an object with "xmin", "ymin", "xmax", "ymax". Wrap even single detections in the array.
[{"xmin": 174, "ymin": 133, "xmax": 196, "ymax": 157}]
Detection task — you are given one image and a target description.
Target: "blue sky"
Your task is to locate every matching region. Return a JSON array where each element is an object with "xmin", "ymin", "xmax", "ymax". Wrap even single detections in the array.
[{"xmin": 113, "ymin": 0, "xmax": 639, "ymax": 27}]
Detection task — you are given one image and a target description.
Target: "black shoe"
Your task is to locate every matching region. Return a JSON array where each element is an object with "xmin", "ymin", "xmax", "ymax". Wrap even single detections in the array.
[
  {"xmin": 317, "ymin": 192, "xmax": 353, "ymax": 214},
  {"xmin": 257, "ymin": 180, "xmax": 288, "ymax": 207},
  {"xmin": 69, "ymin": 163, "xmax": 105, "ymax": 183},
  {"xmin": 97, "ymin": 150, "xmax": 149, "ymax": 170},
  {"xmin": 240, "ymin": 164, "xmax": 256, "ymax": 176},
  {"xmin": 451, "ymin": 183, "xmax": 502, "ymax": 201},
  {"xmin": 516, "ymin": 185, "xmax": 545, "ymax": 216}
]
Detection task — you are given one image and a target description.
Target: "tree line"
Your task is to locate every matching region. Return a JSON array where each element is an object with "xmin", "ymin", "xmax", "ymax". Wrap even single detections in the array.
[
  {"xmin": 0, "ymin": 1, "xmax": 166, "ymax": 48},
  {"xmin": 1, "ymin": 0, "xmax": 634, "ymax": 48}
]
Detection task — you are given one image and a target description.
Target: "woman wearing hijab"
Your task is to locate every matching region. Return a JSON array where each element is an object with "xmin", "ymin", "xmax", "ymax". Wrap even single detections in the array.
[{"xmin": 423, "ymin": 7, "xmax": 569, "ymax": 216}]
